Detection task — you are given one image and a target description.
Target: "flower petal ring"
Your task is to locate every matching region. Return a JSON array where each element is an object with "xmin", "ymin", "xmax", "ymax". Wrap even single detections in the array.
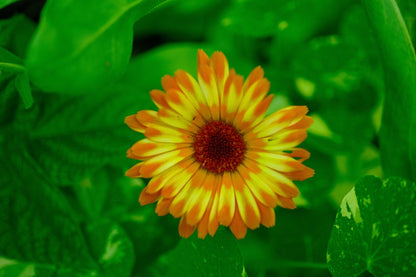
[{"xmin": 125, "ymin": 50, "xmax": 314, "ymax": 239}]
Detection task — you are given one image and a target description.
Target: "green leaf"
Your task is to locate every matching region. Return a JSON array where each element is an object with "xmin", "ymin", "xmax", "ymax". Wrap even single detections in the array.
[
  {"xmin": 69, "ymin": 166, "xmax": 179, "ymax": 276},
  {"xmin": 0, "ymin": 46, "xmax": 24, "ymax": 73},
  {"xmin": 327, "ymin": 176, "xmax": 416, "ymax": 276},
  {"xmin": 122, "ymin": 43, "xmax": 204, "ymax": 91},
  {"xmin": 26, "ymin": 0, "xmax": 169, "ymax": 94},
  {"xmin": 24, "ymin": 89, "xmax": 147, "ymax": 185},
  {"xmin": 296, "ymin": 148, "xmax": 336, "ymax": 207},
  {"xmin": 340, "ymin": 5, "xmax": 381, "ymax": 67},
  {"xmin": 153, "ymin": 228, "xmax": 244, "ymax": 277},
  {"xmin": 0, "ymin": 0, "xmax": 20, "ymax": 9},
  {"xmin": 240, "ymin": 206, "xmax": 334, "ymax": 276},
  {"xmin": 291, "ymin": 36, "xmax": 378, "ymax": 154},
  {"xmin": 222, "ymin": 0, "xmax": 350, "ymax": 39},
  {"xmin": 0, "ymin": 146, "xmax": 99, "ymax": 276},
  {"xmin": 84, "ymin": 220, "xmax": 135, "ymax": 277},
  {"xmin": 0, "ymin": 47, "xmax": 33, "ymax": 109},
  {"xmin": 0, "ymin": 14, "xmax": 36, "ymax": 58},
  {"xmin": 363, "ymin": 0, "xmax": 416, "ymax": 181},
  {"xmin": 14, "ymin": 72, "xmax": 33, "ymax": 109}
]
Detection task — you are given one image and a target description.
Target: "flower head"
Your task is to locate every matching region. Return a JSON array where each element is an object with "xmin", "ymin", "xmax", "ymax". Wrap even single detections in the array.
[{"xmin": 125, "ymin": 50, "xmax": 314, "ymax": 239}]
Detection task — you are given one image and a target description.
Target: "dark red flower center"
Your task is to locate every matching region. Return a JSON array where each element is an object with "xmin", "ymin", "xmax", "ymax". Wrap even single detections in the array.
[{"xmin": 193, "ymin": 121, "xmax": 246, "ymax": 174}]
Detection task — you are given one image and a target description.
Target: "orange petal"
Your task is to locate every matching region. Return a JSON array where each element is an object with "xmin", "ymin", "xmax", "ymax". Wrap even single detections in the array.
[
  {"xmin": 186, "ymin": 172, "xmax": 215, "ymax": 226},
  {"xmin": 284, "ymin": 165, "xmax": 315, "ymax": 181},
  {"xmin": 140, "ymin": 149, "xmax": 193, "ymax": 178},
  {"xmin": 136, "ymin": 110, "xmax": 159, "ymax": 128},
  {"xmin": 239, "ymin": 164, "xmax": 279, "ymax": 208},
  {"xmin": 125, "ymin": 114, "xmax": 146, "ymax": 132},
  {"xmin": 169, "ymin": 168, "xmax": 206, "ymax": 218},
  {"xmin": 150, "ymin": 89, "xmax": 170, "ymax": 109},
  {"xmin": 130, "ymin": 139, "xmax": 185, "ymax": 159},
  {"xmin": 197, "ymin": 49, "xmax": 210, "ymax": 67},
  {"xmin": 125, "ymin": 163, "xmax": 142, "ymax": 178},
  {"xmin": 210, "ymin": 51, "xmax": 229, "ymax": 81},
  {"xmin": 126, "ymin": 147, "xmax": 142, "ymax": 160},
  {"xmin": 288, "ymin": 148, "xmax": 311, "ymax": 163},
  {"xmin": 161, "ymin": 75, "xmax": 180, "ymax": 92},
  {"xmin": 229, "ymin": 207, "xmax": 247, "ymax": 239},
  {"xmin": 207, "ymin": 175, "xmax": 221, "ymax": 236},
  {"xmin": 277, "ymin": 195, "xmax": 297, "ymax": 209},
  {"xmin": 155, "ymin": 197, "xmax": 173, "ymax": 216},
  {"xmin": 244, "ymin": 66, "xmax": 264, "ymax": 89},
  {"xmin": 178, "ymin": 217, "xmax": 196, "ymax": 238},
  {"xmin": 165, "ymin": 89, "xmax": 198, "ymax": 121},
  {"xmin": 252, "ymin": 106, "xmax": 309, "ymax": 138},
  {"xmin": 257, "ymin": 200, "xmax": 276, "ymax": 227},
  {"xmin": 139, "ymin": 187, "xmax": 160, "ymax": 205},
  {"xmin": 175, "ymin": 70, "xmax": 196, "ymax": 96},
  {"xmin": 254, "ymin": 163, "xmax": 300, "ymax": 198},
  {"xmin": 231, "ymin": 172, "xmax": 261, "ymax": 229},
  {"xmin": 162, "ymin": 161, "xmax": 200, "ymax": 199},
  {"xmin": 217, "ymin": 172, "xmax": 236, "ymax": 226},
  {"xmin": 288, "ymin": 115, "xmax": 314, "ymax": 130},
  {"xmin": 197, "ymin": 204, "xmax": 212, "ymax": 239}
]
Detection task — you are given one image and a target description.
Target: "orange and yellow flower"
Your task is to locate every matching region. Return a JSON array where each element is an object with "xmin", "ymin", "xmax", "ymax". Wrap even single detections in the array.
[{"xmin": 125, "ymin": 50, "xmax": 314, "ymax": 239}]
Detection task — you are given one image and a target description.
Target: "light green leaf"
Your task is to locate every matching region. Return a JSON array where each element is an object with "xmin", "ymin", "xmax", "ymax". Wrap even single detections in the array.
[
  {"xmin": 0, "ymin": 0, "xmax": 20, "ymax": 9},
  {"xmin": 24, "ymin": 89, "xmax": 147, "ymax": 185},
  {"xmin": 363, "ymin": 0, "xmax": 416, "ymax": 181},
  {"xmin": 84, "ymin": 221, "xmax": 135, "ymax": 277},
  {"xmin": 327, "ymin": 176, "xmax": 416, "ymax": 276},
  {"xmin": 0, "ymin": 15, "xmax": 36, "ymax": 58},
  {"xmin": 0, "ymin": 146, "xmax": 99, "ymax": 276},
  {"xmin": 121, "ymin": 43, "xmax": 204, "ymax": 91},
  {"xmin": 296, "ymin": 148, "xmax": 336, "ymax": 207},
  {"xmin": 0, "ymin": 48, "xmax": 33, "ymax": 109},
  {"xmin": 14, "ymin": 73, "xmax": 33, "ymax": 109},
  {"xmin": 222, "ymin": 0, "xmax": 350, "ymax": 38},
  {"xmin": 153, "ymin": 228, "xmax": 244, "ymax": 277},
  {"xmin": 291, "ymin": 36, "xmax": 378, "ymax": 154},
  {"xmin": 0, "ymin": 46, "xmax": 24, "ymax": 73},
  {"xmin": 26, "ymin": 0, "xmax": 169, "ymax": 94}
]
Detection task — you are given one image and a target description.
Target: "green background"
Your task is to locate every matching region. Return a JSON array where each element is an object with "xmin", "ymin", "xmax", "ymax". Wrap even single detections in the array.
[{"xmin": 0, "ymin": 0, "xmax": 415, "ymax": 276}]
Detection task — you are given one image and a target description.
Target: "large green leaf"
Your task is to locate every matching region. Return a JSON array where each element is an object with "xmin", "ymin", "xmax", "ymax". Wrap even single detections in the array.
[
  {"xmin": 0, "ymin": 146, "xmax": 138, "ymax": 276},
  {"xmin": 291, "ymin": 36, "xmax": 378, "ymax": 155},
  {"xmin": 152, "ymin": 228, "xmax": 244, "ymax": 277},
  {"xmin": 327, "ymin": 176, "xmax": 416, "ymax": 276},
  {"xmin": 0, "ymin": 47, "xmax": 33, "ymax": 109},
  {"xmin": 363, "ymin": 0, "xmax": 416, "ymax": 181},
  {"xmin": 26, "ymin": 0, "xmax": 168, "ymax": 94},
  {"xmin": 69, "ymin": 166, "xmax": 179, "ymax": 276},
  {"xmin": 0, "ymin": 146, "xmax": 99, "ymax": 276},
  {"xmin": 241, "ymin": 206, "xmax": 334, "ymax": 277},
  {"xmin": 295, "ymin": 148, "xmax": 336, "ymax": 207},
  {"xmin": 83, "ymin": 221, "xmax": 135, "ymax": 277},
  {"xmin": 0, "ymin": 14, "xmax": 36, "ymax": 58},
  {"xmin": 221, "ymin": 0, "xmax": 350, "ymax": 39},
  {"xmin": 0, "ymin": 0, "xmax": 20, "ymax": 9},
  {"xmin": 23, "ymin": 88, "xmax": 147, "ymax": 185}
]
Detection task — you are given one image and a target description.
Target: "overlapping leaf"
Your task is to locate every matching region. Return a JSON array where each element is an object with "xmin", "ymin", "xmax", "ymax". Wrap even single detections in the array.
[
  {"xmin": 0, "ymin": 147, "xmax": 98, "ymax": 276},
  {"xmin": 327, "ymin": 176, "xmax": 416, "ymax": 276},
  {"xmin": 26, "ymin": 0, "xmax": 169, "ymax": 93},
  {"xmin": 0, "ymin": 47, "xmax": 33, "ymax": 108},
  {"xmin": 152, "ymin": 229, "xmax": 244, "ymax": 277},
  {"xmin": 364, "ymin": 0, "xmax": 416, "ymax": 181}
]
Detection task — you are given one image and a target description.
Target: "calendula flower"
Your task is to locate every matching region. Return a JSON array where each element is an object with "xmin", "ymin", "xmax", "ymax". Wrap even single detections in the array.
[{"xmin": 125, "ymin": 50, "xmax": 314, "ymax": 239}]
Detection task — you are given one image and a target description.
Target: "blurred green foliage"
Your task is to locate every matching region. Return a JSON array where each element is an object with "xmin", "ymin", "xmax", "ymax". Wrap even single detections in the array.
[{"xmin": 0, "ymin": 0, "xmax": 415, "ymax": 276}]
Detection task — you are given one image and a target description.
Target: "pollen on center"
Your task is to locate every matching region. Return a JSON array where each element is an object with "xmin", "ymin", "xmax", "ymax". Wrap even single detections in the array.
[{"xmin": 193, "ymin": 120, "xmax": 246, "ymax": 174}]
